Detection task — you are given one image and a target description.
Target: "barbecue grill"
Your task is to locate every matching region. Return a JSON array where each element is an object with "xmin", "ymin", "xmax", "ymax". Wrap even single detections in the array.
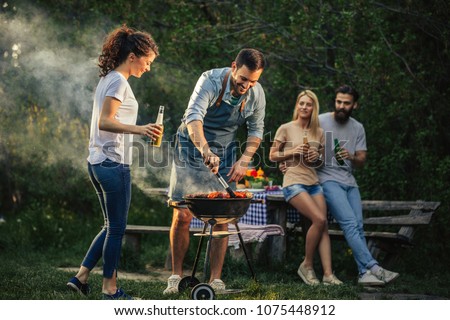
[{"xmin": 169, "ymin": 193, "xmax": 261, "ymax": 300}]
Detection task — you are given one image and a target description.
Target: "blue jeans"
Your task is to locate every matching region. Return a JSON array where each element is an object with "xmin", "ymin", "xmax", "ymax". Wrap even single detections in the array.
[
  {"xmin": 322, "ymin": 181, "xmax": 377, "ymax": 275},
  {"xmin": 82, "ymin": 159, "xmax": 131, "ymax": 278}
]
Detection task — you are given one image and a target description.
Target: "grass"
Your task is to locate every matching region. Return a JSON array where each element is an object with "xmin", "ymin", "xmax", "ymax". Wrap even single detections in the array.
[
  {"xmin": 0, "ymin": 248, "xmax": 354, "ymax": 300},
  {"xmin": 0, "ymin": 234, "xmax": 449, "ymax": 300},
  {"xmin": 0, "ymin": 194, "xmax": 448, "ymax": 300}
]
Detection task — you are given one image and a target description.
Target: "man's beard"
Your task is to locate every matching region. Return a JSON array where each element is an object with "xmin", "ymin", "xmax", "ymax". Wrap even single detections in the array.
[
  {"xmin": 334, "ymin": 108, "xmax": 353, "ymax": 124},
  {"xmin": 230, "ymin": 77, "xmax": 245, "ymax": 96}
]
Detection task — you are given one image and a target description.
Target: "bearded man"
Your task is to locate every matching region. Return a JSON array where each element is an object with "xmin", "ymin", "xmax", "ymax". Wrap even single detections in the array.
[{"xmin": 317, "ymin": 85, "xmax": 399, "ymax": 286}]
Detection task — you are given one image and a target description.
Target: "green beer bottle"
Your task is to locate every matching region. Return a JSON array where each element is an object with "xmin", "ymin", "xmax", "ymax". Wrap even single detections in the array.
[{"xmin": 334, "ymin": 138, "xmax": 345, "ymax": 166}]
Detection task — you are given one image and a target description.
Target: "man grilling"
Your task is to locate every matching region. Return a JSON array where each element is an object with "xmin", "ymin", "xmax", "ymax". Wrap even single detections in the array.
[{"xmin": 164, "ymin": 48, "xmax": 267, "ymax": 294}]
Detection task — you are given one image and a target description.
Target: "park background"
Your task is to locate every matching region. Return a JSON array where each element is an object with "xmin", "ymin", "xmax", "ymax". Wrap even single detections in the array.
[{"xmin": 0, "ymin": 0, "xmax": 449, "ymax": 299}]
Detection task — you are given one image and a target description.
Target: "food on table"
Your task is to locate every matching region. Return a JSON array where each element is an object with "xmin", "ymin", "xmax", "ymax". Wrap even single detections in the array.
[{"xmin": 186, "ymin": 191, "xmax": 252, "ymax": 199}]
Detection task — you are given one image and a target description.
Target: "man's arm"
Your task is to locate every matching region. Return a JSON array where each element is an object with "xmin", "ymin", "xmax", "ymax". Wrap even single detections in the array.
[
  {"xmin": 348, "ymin": 150, "xmax": 367, "ymax": 169},
  {"xmin": 339, "ymin": 148, "xmax": 367, "ymax": 169},
  {"xmin": 227, "ymin": 136, "xmax": 262, "ymax": 182},
  {"xmin": 187, "ymin": 120, "xmax": 220, "ymax": 173}
]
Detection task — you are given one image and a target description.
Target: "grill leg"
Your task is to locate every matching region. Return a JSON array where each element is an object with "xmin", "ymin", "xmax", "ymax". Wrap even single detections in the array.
[
  {"xmin": 203, "ymin": 219, "xmax": 216, "ymax": 283},
  {"xmin": 234, "ymin": 222, "xmax": 256, "ymax": 280},
  {"xmin": 190, "ymin": 222, "xmax": 208, "ymax": 279}
]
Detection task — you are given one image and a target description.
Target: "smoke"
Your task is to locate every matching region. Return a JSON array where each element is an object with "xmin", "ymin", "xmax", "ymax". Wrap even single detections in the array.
[
  {"xmin": 24, "ymin": 49, "xmax": 97, "ymax": 117},
  {"xmin": 131, "ymin": 138, "xmax": 174, "ymax": 191},
  {"xmin": 0, "ymin": 2, "xmax": 177, "ymax": 194},
  {"xmin": 1, "ymin": 4, "xmax": 100, "ymax": 118}
]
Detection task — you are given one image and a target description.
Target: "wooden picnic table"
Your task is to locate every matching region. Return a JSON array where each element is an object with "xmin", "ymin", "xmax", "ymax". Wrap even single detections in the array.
[{"xmin": 265, "ymin": 194, "xmax": 441, "ymax": 266}]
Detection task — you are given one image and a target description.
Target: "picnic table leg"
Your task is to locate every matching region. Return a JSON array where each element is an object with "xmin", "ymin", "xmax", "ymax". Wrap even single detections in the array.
[
  {"xmin": 266, "ymin": 200, "xmax": 287, "ymax": 264},
  {"xmin": 234, "ymin": 223, "xmax": 256, "ymax": 280},
  {"xmin": 368, "ymin": 238, "xmax": 403, "ymax": 268},
  {"xmin": 123, "ymin": 233, "xmax": 141, "ymax": 253}
]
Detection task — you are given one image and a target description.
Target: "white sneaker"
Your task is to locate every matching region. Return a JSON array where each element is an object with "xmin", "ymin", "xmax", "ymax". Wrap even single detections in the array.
[
  {"xmin": 163, "ymin": 275, "xmax": 181, "ymax": 295},
  {"xmin": 209, "ymin": 279, "xmax": 226, "ymax": 293},
  {"xmin": 372, "ymin": 267, "xmax": 399, "ymax": 284},
  {"xmin": 322, "ymin": 274, "xmax": 343, "ymax": 285},
  {"xmin": 358, "ymin": 271, "xmax": 385, "ymax": 286},
  {"xmin": 297, "ymin": 262, "xmax": 320, "ymax": 286}
]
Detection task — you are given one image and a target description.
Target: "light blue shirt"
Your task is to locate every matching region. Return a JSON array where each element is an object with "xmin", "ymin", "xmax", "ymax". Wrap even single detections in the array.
[{"xmin": 181, "ymin": 67, "xmax": 266, "ymax": 139}]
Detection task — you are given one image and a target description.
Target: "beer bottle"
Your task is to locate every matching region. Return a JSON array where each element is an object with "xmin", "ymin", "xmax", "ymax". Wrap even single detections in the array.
[
  {"xmin": 151, "ymin": 106, "xmax": 164, "ymax": 147},
  {"xmin": 334, "ymin": 138, "xmax": 345, "ymax": 166},
  {"xmin": 303, "ymin": 131, "xmax": 309, "ymax": 146}
]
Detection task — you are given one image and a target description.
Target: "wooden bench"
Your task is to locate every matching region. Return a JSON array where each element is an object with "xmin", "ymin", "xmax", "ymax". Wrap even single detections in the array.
[
  {"xmin": 124, "ymin": 223, "xmax": 284, "ymax": 269},
  {"xmin": 265, "ymin": 195, "xmax": 441, "ymax": 267},
  {"xmin": 123, "ymin": 225, "xmax": 201, "ymax": 251},
  {"xmin": 123, "ymin": 225, "xmax": 202, "ymax": 269}
]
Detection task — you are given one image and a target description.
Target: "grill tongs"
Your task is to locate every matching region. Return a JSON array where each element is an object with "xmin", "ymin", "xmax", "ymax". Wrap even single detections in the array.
[{"xmin": 215, "ymin": 172, "xmax": 236, "ymax": 198}]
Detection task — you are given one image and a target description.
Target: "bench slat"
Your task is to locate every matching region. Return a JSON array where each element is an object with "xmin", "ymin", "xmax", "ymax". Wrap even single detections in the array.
[
  {"xmin": 293, "ymin": 227, "xmax": 411, "ymax": 244},
  {"xmin": 125, "ymin": 225, "xmax": 203, "ymax": 234},
  {"xmin": 363, "ymin": 212, "xmax": 433, "ymax": 225},
  {"xmin": 361, "ymin": 200, "xmax": 440, "ymax": 211},
  {"xmin": 266, "ymin": 195, "xmax": 441, "ymax": 212}
]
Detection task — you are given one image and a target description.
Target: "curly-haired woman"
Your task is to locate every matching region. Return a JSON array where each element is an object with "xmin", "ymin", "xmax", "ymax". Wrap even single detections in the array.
[{"xmin": 66, "ymin": 25, "xmax": 161, "ymax": 299}]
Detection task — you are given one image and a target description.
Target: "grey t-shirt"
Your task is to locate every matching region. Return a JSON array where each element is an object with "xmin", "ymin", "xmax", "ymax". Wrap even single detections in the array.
[{"xmin": 317, "ymin": 112, "xmax": 367, "ymax": 187}]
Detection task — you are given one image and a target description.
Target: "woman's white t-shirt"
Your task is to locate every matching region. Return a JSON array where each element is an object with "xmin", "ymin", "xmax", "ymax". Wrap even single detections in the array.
[{"xmin": 87, "ymin": 71, "xmax": 138, "ymax": 165}]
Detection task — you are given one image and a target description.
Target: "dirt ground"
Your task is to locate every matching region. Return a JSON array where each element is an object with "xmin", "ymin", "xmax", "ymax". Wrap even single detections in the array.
[
  {"xmin": 59, "ymin": 266, "xmax": 173, "ymax": 283},
  {"xmin": 59, "ymin": 267, "xmax": 446, "ymax": 300}
]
